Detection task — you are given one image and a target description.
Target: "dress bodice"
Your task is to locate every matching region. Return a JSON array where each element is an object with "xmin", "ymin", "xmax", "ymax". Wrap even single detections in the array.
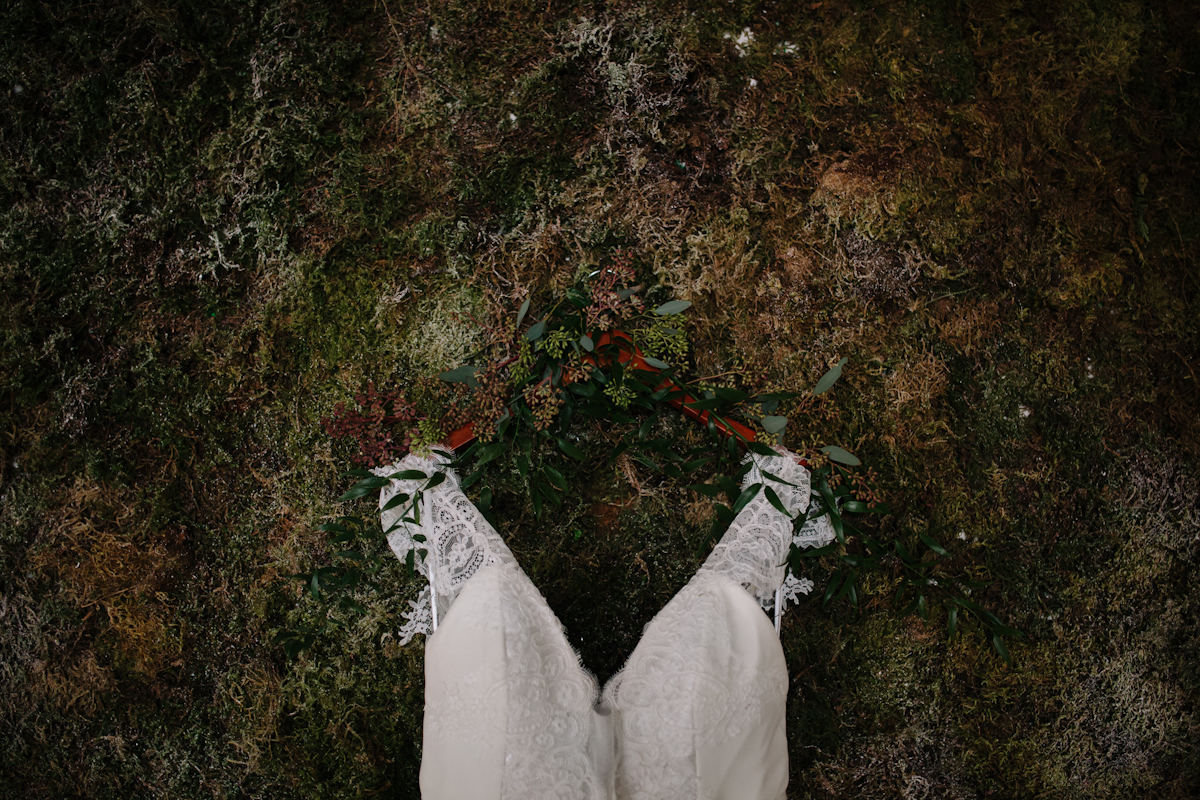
[{"xmin": 374, "ymin": 448, "xmax": 834, "ymax": 799}]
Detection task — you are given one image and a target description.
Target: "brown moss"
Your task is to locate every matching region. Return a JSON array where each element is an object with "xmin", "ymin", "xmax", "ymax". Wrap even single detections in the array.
[{"xmin": 30, "ymin": 479, "xmax": 184, "ymax": 680}]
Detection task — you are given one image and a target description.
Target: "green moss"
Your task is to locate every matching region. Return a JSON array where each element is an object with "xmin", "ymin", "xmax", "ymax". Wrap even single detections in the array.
[{"xmin": 2, "ymin": 0, "xmax": 1198, "ymax": 796}]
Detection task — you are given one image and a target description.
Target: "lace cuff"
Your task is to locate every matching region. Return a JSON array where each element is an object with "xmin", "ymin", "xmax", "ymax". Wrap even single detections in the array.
[
  {"xmin": 699, "ymin": 447, "xmax": 814, "ymax": 609},
  {"xmin": 793, "ymin": 496, "xmax": 836, "ymax": 551},
  {"xmin": 375, "ymin": 450, "xmax": 518, "ymax": 635}
]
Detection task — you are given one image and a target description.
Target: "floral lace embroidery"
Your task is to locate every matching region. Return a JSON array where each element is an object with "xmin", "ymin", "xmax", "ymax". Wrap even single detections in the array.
[
  {"xmin": 397, "ymin": 585, "xmax": 432, "ymax": 645},
  {"xmin": 793, "ymin": 496, "xmax": 837, "ymax": 551},
  {"xmin": 603, "ymin": 570, "xmax": 788, "ymax": 799},
  {"xmin": 375, "ymin": 452, "xmax": 518, "ymax": 628},
  {"xmin": 776, "ymin": 573, "xmax": 816, "ymax": 614},
  {"xmin": 698, "ymin": 449, "xmax": 820, "ymax": 610}
]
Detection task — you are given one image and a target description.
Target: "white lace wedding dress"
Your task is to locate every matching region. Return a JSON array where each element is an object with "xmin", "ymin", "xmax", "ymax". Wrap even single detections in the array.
[{"xmin": 374, "ymin": 447, "xmax": 834, "ymax": 800}]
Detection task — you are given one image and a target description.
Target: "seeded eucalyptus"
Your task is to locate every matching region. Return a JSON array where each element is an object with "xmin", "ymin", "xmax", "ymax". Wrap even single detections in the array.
[{"xmin": 297, "ymin": 253, "xmax": 1017, "ymax": 663}]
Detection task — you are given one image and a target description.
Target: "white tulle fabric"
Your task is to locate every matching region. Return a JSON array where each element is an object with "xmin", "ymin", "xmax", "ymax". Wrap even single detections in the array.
[{"xmin": 376, "ymin": 447, "xmax": 834, "ymax": 799}]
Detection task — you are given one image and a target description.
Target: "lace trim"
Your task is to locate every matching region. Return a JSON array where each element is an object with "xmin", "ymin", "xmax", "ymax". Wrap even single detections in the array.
[
  {"xmin": 698, "ymin": 448, "xmax": 814, "ymax": 609},
  {"xmin": 375, "ymin": 451, "xmax": 518, "ymax": 630},
  {"xmin": 397, "ymin": 586, "xmax": 432, "ymax": 646},
  {"xmin": 793, "ymin": 495, "xmax": 837, "ymax": 551},
  {"xmin": 776, "ymin": 572, "xmax": 815, "ymax": 615},
  {"xmin": 379, "ymin": 446, "xmax": 834, "ymax": 642}
]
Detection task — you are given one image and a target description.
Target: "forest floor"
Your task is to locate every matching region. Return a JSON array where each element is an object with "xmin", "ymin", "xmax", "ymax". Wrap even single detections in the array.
[{"xmin": 2, "ymin": 0, "xmax": 1198, "ymax": 797}]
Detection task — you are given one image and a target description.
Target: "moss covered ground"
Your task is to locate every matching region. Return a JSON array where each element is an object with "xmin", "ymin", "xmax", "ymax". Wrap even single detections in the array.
[{"xmin": 2, "ymin": 0, "xmax": 1197, "ymax": 797}]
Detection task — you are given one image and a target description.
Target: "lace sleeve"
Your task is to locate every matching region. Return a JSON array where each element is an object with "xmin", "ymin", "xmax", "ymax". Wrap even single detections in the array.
[
  {"xmin": 374, "ymin": 451, "xmax": 518, "ymax": 635},
  {"xmin": 698, "ymin": 447, "xmax": 835, "ymax": 626},
  {"xmin": 698, "ymin": 448, "xmax": 811, "ymax": 606}
]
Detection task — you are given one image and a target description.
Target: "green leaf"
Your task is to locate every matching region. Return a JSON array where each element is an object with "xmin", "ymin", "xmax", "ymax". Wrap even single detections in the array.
[
  {"xmin": 947, "ymin": 608, "xmax": 959, "ymax": 638},
  {"xmin": 636, "ymin": 412, "xmax": 659, "ymax": 441},
  {"xmin": 642, "ymin": 356, "xmax": 670, "ymax": 369},
  {"xmin": 580, "ymin": 334, "xmax": 594, "ymax": 352},
  {"xmin": 917, "ymin": 594, "xmax": 928, "ymax": 620},
  {"xmin": 538, "ymin": 478, "xmax": 563, "ymax": 508},
  {"xmin": 794, "ymin": 541, "xmax": 839, "ymax": 558},
  {"xmin": 516, "ymin": 296, "xmax": 531, "ymax": 328},
  {"xmin": 818, "ymin": 480, "xmax": 843, "ymax": 542},
  {"xmin": 526, "ymin": 320, "xmax": 546, "ymax": 340},
  {"xmin": 716, "ymin": 476, "xmax": 741, "ymax": 499},
  {"xmin": 558, "ymin": 438, "xmax": 586, "ymax": 461},
  {"xmin": 544, "ymin": 465, "xmax": 568, "ymax": 492},
  {"xmin": 478, "ymin": 487, "xmax": 493, "ymax": 511},
  {"xmin": 992, "ymin": 634, "xmax": 1013, "ymax": 666},
  {"xmin": 461, "ymin": 469, "xmax": 483, "ymax": 490},
  {"xmin": 654, "ymin": 300, "xmax": 692, "ymax": 316},
  {"xmin": 475, "ymin": 441, "xmax": 509, "ymax": 467},
  {"xmin": 919, "ymin": 531, "xmax": 949, "ymax": 556},
  {"xmin": 340, "ymin": 469, "xmax": 377, "ymax": 479},
  {"xmin": 713, "ymin": 387, "xmax": 749, "ymax": 404},
  {"xmin": 834, "ymin": 570, "xmax": 857, "ymax": 603},
  {"xmin": 389, "ymin": 469, "xmax": 428, "ymax": 480},
  {"xmin": 440, "ymin": 365, "xmax": 480, "ymax": 385},
  {"xmin": 820, "ymin": 445, "xmax": 861, "ymax": 466},
  {"xmin": 732, "ymin": 483, "xmax": 762, "ymax": 515},
  {"xmin": 823, "ymin": 570, "xmax": 844, "ymax": 608},
  {"xmin": 380, "ymin": 492, "xmax": 411, "ymax": 511},
  {"xmin": 688, "ymin": 483, "xmax": 722, "ymax": 498},
  {"xmin": 713, "ymin": 503, "xmax": 735, "ymax": 525},
  {"xmin": 340, "ymin": 485, "xmax": 379, "ymax": 501},
  {"xmin": 813, "ymin": 357, "xmax": 847, "ymax": 395},
  {"xmin": 334, "ymin": 550, "xmax": 365, "ymax": 561},
  {"xmin": 759, "ymin": 468, "xmax": 799, "ymax": 488},
  {"xmin": 841, "ymin": 500, "xmax": 868, "ymax": 513},
  {"xmin": 747, "ymin": 441, "xmax": 777, "ymax": 457},
  {"xmin": 354, "ymin": 476, "xmax": 391, "ymax": 489},
  {"xmin": 685, "ymin": 397, "xmax": 726, "ymax": 412},
  {"xmin": 425, "ymin": 471, "xmax": 447, "ymax": 489},
  {"xmin": 764, "ymin": 485, "xmax": 792, "ymax": 518},
  {"xmin": 761, "ymin": 415, "xmax": 788, "ymax": 434}
]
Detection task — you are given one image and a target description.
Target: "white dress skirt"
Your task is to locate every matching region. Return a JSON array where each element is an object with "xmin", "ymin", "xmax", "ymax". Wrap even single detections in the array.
[{"xmin": 375, "ymin": 448, "xmax": 834, "ymax": 800}]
